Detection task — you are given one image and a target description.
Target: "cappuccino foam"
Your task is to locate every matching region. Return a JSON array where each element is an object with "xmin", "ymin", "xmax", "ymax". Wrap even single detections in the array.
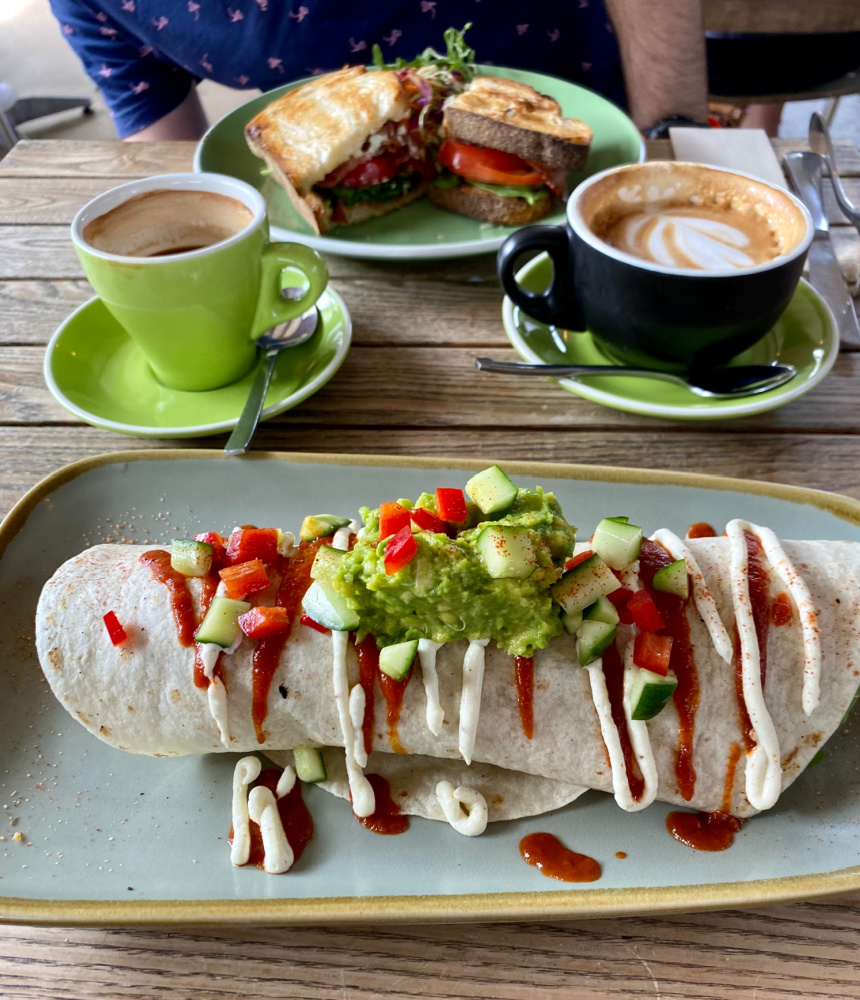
[
  {"xmin": 582, "ymin": 163, "xmax": 807, "ymax": 272},
  {"xmin": 83, "ymin": 189, "xmax": 254, "ymax": 257}
]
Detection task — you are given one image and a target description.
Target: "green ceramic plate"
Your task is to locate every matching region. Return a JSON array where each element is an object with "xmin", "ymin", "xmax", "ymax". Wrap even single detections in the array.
[
  {"xmin": 194, "ymin": 66, "xmax": 643, "ymax": 259},
  {"xmin": 2, "ymin": 452, "xmax": 859, "ymax": 925},
  {"xmin": 43, "ymin": 289, "xmax": 351, "ymax": 438},
  {"xmin": 502, "ymin": 254, "xmax": 838, "ymax": 420}
]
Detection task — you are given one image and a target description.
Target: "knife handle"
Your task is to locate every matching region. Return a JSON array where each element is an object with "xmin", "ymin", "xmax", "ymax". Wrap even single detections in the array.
[{"xmin": 783, "ymin": 151, "xmax": 828, "ymax": 232}]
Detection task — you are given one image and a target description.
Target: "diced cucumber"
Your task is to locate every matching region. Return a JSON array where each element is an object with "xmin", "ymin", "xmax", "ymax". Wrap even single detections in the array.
[
  {"xmin": 379, "ymin": 638, "xmax": 419, "ymax": 681},
  {"xmin": 195, "ymin": 596, "xmax": 251, "ymax": 646},
  {"xmin": 476, "ymin": 524, "xmax": 537, "ymax": 579},
  {"xmin": 293, "ymin": 746, "xmax": 327, "ymax": 783},
  {"xmin": 591, "ymin": 518, "xmax": 642, "ymax": 570},
  {"xmin": 301, "ymin": 581, "xmax": 359, "ymax": 631},
  {"xmin": 299, "ymin": 514, "xmax": 351, "ymax": 543},
  {"xmin": 550, "ymin": 552, "xmax": 621, "ymax": 615},
  {"xmin": 605, "ymin": 516, "xmax": 629, "ymax": 523},
  {"xmin": 561, "ymin": 609, "xmax": 583, "ymax": 635},
  {"xmin": 465, "ymin": 465, "xmax": 518, "ymax": 515},
  {"xmin": 629, "ymin": 667, "xmax": 678, "ymax": 720},
  {"xmin": 576, "ymin": 620, "xmax": 617, "ymax": 666},
  {"xmin": 170, "ymin": 538, "xmax": 214, "ymax": 578},
  {"xmin": 583, "ymin": 595, "xmax": 620, "ymax": 626},
  {"xmin": 311, "ymin": 544, "xmax": 345, "ymax": 581},
  {"xmin": 652, "ymin": 558, "xmax": 689, "ymax": 599}
]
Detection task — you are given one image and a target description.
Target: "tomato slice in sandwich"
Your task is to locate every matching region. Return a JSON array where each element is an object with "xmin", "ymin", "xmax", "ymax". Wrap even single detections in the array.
[
  {"xmin": 437, "ymin": 140, "xmax": 544, "ymax": 187},
  {"xmin": 331, "ymin": 156, "xmax": 398, "ymax": 189}
]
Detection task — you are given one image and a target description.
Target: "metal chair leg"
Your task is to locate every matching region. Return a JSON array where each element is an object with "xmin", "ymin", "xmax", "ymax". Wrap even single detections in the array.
[
  {"xmin": 0, "ymin": 106, "xmax": 20, "ymax": 154},
  {"xmin": 7, "ymin": 96, "xmax": 92, "ymax": 126}
]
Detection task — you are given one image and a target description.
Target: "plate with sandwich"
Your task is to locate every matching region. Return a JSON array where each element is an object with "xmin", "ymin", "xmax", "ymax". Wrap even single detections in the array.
[{"xmin": 194, "ymin": 61, "xmax": 643, "ymax": 260}]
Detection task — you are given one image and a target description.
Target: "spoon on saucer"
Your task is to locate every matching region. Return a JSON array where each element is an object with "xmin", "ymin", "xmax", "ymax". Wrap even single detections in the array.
[
  {"xmin": 224, "ymin": 307, "xmax": 319, "ymax": 455},
  {"xmin": 475, "ymin": 358, "xmax": 797, "ymax": 398}
]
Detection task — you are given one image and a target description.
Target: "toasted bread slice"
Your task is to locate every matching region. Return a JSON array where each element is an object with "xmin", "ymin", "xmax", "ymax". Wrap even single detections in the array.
[
  {"xmin": 428, "ymin": 183, "xmax": 554, "ymax": 226},
  {"xmin": 443, "ymin": 76, "xmax": 592, "ymax": 171},
  {"xmin": 245, "ymin": 66, "xmax": 411, "ymax": 234}
]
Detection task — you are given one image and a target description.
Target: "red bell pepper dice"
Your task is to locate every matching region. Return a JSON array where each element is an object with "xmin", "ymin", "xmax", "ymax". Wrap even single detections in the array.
[
  {"xmin": 410, "ymin": 506, "xmax": 447, "ymax": 534},
  {"xmin": 300, "ymin": 612, "xmax": 330, "ymax": 634},
  {"xmin": 103, "ymin": 611, "xmax": 127, "ymax": 646},
  {"xmin": 627, "ymin": 589, "xmax": 667, "ymax": 632},
  {"xmin": 219, "ymin": 558, "xmax": 271, "ymax": 599},
  {"xmin": 633, "ymin": 632, "xmax": 673, "ymax": 676},
  {"xmin": 238, "ymin": 606, "xmax": 289, "ymax": 639},
  {"xmin": 224, "ymin": 527, "xmax": 279, "ymax": 566},
  {"xmin": 379, "ymin": 501, "xmax": 412, "ymax": 540},
  {"xmin": 194, "ymin": 531, "xmax": 226, "ymax": 569},
  {"xmin": 435, "ymin": 487, "xmax": 467, "ymax": 524},
  {"xmin": 564, "ymin": 550, "xmax": 593, "ymax": 572},
  {"xmin": 384, "ymin": 525, "xmax": 418, "ymax": 575},
  {"xmin": 606, "ymin": 585, "xmax": 635, "ymax": 624}
]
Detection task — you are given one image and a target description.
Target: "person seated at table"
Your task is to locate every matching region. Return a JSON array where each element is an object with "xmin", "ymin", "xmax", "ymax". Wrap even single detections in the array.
[{"xmin": 47, "ymin": 0, "xmax": 709, "ymax": 140}]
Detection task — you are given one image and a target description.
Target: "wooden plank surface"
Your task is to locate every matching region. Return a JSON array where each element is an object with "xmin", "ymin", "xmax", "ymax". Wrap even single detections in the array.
[
  {"xmin": 703, "ymin": 0, "xmax": 860, "ymax": 34},
  {"xmin": 3, "ymin": 138, "xmax": 860, "ymax": 1000}
]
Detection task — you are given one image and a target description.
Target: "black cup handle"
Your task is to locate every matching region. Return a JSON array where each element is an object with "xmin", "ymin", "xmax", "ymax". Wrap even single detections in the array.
[{"xmin": 497, "ymin": 225, "xmax": 584, "ymax": 330}]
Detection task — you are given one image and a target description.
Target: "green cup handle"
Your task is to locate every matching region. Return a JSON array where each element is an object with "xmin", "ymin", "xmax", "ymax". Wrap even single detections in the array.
[{"xmin": 251, "ymin": 242, "xmax": 329, "ymax": 338}]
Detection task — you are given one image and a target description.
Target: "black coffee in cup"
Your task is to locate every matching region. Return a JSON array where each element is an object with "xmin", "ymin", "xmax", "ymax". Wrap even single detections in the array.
[{"xmin": 498, "ymin": 161, "xmax": 813, "ymax": 372}]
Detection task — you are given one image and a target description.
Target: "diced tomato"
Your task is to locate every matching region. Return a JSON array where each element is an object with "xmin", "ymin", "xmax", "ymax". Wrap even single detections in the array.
[
  {"xmin": 329, "ymin": 155, "xmax": 397, "ymax": 189},
  {"xmin": 606, "ymin": 585, "xmax": 635, "ymax": 624},
  {"xmin": 410, "ymin": 506, "xmax": 448, "ymax": 534},
  {"xmin": 627, "ymin": 589, "xmax": 667, "ymax": 632},
  {"xmin": 383, "ymin": 525, "xmax": 418, "ymax": 575},
  {"xmin": 564, "ymin": 550, "xmax": 593, "ymax": 572},
  {"xmin": 435, "ymin": 487, "xmax": 467, "ymax": 524},
  {"xmin": 300, "ymin": 612, "xmax": 330, "ymax": 634},
  {"xmin": 633, "ymin": 632, "xmax": 673, "ymax": 676},
  {"xmin": 103, "ymin": 610, "xmax": 127, "ymax": 646},
  {"xmin": 437, "ymin": 139, "xmax": 544, "ymax": 187},
  {"xmin": 194, "ymin": 531, "xmax": 226, "ymax": 570},
  {"xmin": 219, "ymin": 558, "xmax": 270, "ymax": 599},
  {"xmin": 238, "ymin": 606, "xmax": 289, "ymax": 639},
  {"xmin": 379, "ymin": 501, "xmax": 412, "ymax": 540},
  {"xmin": 224, "ymin": 527, "xmax": 279, "ymax": 566}
]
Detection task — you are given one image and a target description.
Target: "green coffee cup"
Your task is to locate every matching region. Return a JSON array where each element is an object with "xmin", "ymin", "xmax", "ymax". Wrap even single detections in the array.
[{"xmin": 71, "ymin": 172, "xmax": 328, "ymax": 391}]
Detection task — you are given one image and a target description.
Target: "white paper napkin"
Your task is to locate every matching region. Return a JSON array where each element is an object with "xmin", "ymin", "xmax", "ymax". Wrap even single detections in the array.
[{"xmin": 668, "ymin": 127, "xmax": 787, "ymax": 190}]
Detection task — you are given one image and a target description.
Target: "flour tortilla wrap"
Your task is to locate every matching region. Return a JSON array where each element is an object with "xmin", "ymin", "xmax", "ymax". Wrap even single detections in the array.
[{"xmin": 35, "ymin": 538, "xmax": 860, "ymax": 818}]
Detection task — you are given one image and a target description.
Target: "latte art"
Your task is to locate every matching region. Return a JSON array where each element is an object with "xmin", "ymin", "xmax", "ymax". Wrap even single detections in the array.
[{"xmin": 612, "ymin": 207, "xmax": 776, "ymax": 270}]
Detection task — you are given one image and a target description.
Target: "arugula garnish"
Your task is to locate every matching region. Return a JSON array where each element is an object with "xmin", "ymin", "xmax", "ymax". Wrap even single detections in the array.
[{"xmin": 372, "ymin": 23, "xmax": 477, "ymax": 84}]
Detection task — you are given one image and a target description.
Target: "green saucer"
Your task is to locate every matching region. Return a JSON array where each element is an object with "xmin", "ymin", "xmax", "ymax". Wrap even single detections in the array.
[
  {"xmin": 44, "ymin": 288, "xmax": 351, "ymax": 437},
  {"xmin": 502, "ymin": 254, "xmax": 838, "ymax": 420}
]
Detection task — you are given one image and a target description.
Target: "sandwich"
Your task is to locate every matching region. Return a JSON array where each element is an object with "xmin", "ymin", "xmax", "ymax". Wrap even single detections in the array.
[
  {"xmin": 429, "ymin": 76, "xmax": 594, "ymax": 225},
  {"xmin": 245, "ymin": 65, "xmax": 436, "ymax": 234},
  {"xmin": 36, "ymin": 465, "xmax": 860, "ymax": 839}
]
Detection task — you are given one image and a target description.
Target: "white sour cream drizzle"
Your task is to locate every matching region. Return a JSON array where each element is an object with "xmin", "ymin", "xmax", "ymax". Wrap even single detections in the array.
[
  {"xmin": 585, "ymin": 659, "xmax": 645, "ymax": 811},
  {"xmin": 276, "ymin": 764, "xmax": 296, "ymax": 798},
  {"xmin": 198, "ymin": 636, "xmax": 240, "ymax": 746},
  {"xmin": 329, "ymin": 522, "xmax": 375, "ymax": 817},
  {"xmin": 621, "ymin": 638, "xmax": 658, "ymax": 809},
  {"xmin": 230, "ymin": 755, "xmax": 261, "ymax": 866},
  {"xmin": 418, "ymin": 638, "xmax": 445, "ymax": 735},
  {"xmin": 435, "ymin": 780, "xmax": 488, "ymax": 836},
  {"xmin": 459, "ymin": 639, "xmax": 490, "ymax": 765},
  {"xmin": 348, "ymin": 684, "xmax": 368, "ymax": 768},
  {"xmin": 248, "ymin": 785, "xmax": 294, "ymax": 874},
  {"xmin": 650, "ymin": 529, "xmax": 733, "ymax": 664}
]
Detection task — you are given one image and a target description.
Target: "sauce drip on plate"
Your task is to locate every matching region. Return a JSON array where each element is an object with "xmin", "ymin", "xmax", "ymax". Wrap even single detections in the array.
[
  {"xmin": 354, "ymin": 774, "xmax": 409, "ymax": 835},
  {"xmin": 666, "ymin": 810, "xmax": 743, "ymax": 852},
  {"xmin": 519, "ymin": 833, "xmax": 601, "ymax": 882},
  {"xmin": 687, "ymin": 522, "xmax": 717, "ymax": 539},
  {"xmin": 229, "ymin": 768, "xmax": 314, "ymax": 870}
]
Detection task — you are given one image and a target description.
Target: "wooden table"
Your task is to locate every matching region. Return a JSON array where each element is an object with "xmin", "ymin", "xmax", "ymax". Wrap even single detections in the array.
[{"xmin": 2, "ymin": 137, "xmax": 860, "ymax": 999}]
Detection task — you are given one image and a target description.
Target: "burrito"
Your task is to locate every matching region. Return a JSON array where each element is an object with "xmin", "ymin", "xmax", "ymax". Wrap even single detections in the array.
[{"xmin": 35, "ymin": 465, "xmax": 860, "ymax": 836}]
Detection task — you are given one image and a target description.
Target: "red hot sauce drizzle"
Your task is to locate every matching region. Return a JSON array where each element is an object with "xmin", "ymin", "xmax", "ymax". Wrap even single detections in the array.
[
  {"xmin": 687, "ymin": 522, "xmax": 717, "ymax": 539},
  {"xmin": 354, "ymin": 773, "xmax": 409, "ymax": 835},
  {"xmin": 733, "ymin": 531, "xmax": 771, "ymax": 752},
  {"xmin": 519, "ymin": 833, "xmax": 601, "ymax": 882},
  {"xmin": 355, "ymin": 635, "xmax": 413, "ymax": 754},
  {"xmin": 638, "ymin": 538, "xmax": 700, "ymax": 801},
  {"xmin": 228, "ymin": 767, "xmax": 314, "ymax": 870},
  {"xmin": 771, "ymin": 591, "xmax": 793, "ymax": 627},
  {"xmin": 601, "ymin": 639, "xmax": 645, "ymax": 802},
  {"xmin": 514, "ymin": 655, "xmax": 535, "ymax": 740},
  {"xmin": 251, "ymin": 539, "xmax": 322, "ymax": 744},
  {"xmin": 192, "ymin": 572, "xmax": 222, "ymax": 690}
]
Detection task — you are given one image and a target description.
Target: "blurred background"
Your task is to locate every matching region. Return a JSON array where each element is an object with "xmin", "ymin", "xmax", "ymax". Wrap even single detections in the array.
[{"xmin": 3, "ymin": 0, "xmax": 860, "ymax": 143}]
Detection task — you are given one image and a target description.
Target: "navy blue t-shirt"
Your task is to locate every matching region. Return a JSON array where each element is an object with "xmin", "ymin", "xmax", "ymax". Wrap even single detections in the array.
[{"xmin": 49, "ymin": 0, "xmax": 625, "ymax": 137}]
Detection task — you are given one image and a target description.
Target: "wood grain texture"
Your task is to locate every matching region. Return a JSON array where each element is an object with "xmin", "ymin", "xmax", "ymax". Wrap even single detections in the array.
[{"xmin": 0, "ymin": 141, "xmax": 195, "ymax": 179}]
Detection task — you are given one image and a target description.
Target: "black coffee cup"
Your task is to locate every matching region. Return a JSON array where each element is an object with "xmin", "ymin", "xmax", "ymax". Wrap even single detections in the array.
[{"xmin": 497, "ymin": 161, "xmax": 814, "ymax": 372}]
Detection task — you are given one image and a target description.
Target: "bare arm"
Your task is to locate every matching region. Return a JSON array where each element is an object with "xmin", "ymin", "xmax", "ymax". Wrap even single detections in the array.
[
  {"xmin": 124, "ymin": 88, "xmax": 209, "ymax": 142},
  {"xmin": 604, "ymin": 0, "xmax": 708, "ymax": 128}
]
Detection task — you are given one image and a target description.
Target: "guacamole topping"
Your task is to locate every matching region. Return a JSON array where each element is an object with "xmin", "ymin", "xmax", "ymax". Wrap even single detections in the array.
[{"xmin": 315, "ymin": 484, "xmax": 576, "ymax": 656}]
